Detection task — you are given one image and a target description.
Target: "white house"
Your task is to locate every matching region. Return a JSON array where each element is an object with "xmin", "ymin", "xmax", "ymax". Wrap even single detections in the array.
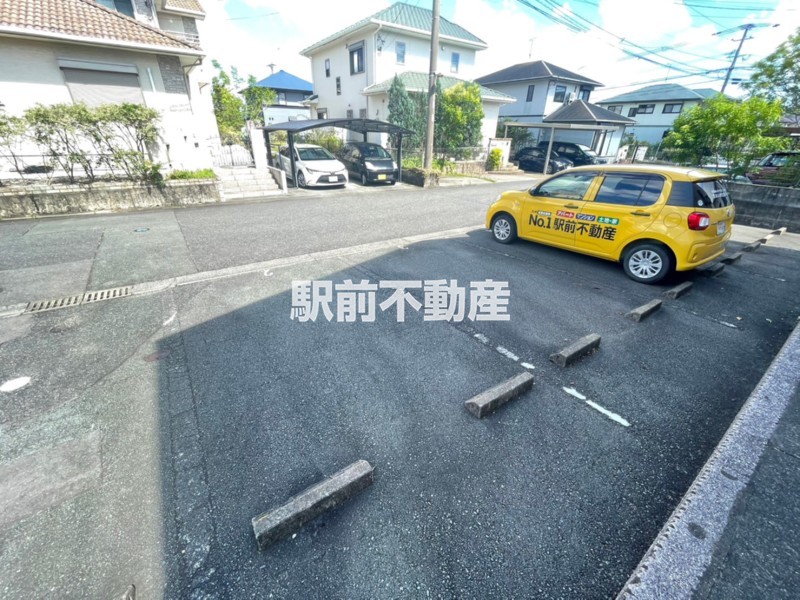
[
  {"xmin": 299, "ymin": 2, "xmax": 514, "ymax": 147},
  {"xmin": 595, "ymin": 84, "xmax": 719, "ymax": 145},
  {"xmin": 0, "ymin": 0, "xmax": 220, "ymax": 174},
  {"xmin": 476, "ymin": 60, "xmax": 603, "ymax": 124}
]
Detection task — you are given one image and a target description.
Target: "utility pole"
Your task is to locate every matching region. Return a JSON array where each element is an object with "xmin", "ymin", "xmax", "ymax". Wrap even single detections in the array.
[
  {"xmin": 424, "ymin": 0, "xmax": 441, "ymax": 170},
  {"xmin": 721, "ymin": 24, "xmax": 753, "ymax": 94}
]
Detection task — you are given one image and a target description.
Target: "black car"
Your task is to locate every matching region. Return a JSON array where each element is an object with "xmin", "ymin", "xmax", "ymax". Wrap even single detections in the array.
[
  {"xmin": 515, "ymin": 147, "xmax": 573, "ymax": 174},
  {"xmin": 536, "ymin": 141, "xmax": 599, "ymax": 166},
  {"xmin": 337, "ymin": 142, "xmax": 397, "ymax": 185}
]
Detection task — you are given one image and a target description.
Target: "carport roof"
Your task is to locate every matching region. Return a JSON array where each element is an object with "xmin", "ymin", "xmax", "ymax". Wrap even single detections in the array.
[
  {"xmin": 543, "ymin": 99, "xmax": 635, "ymax": 124},
  {"xmin": 262, "ymin": 118, "xmax": 414, "ymax": 136}
]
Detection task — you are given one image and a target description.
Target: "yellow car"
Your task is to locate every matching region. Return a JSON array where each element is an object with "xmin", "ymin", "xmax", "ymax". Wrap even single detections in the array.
[{"xmin": 486, "ymin": 165, "xmax": 735, "ymax": 284}]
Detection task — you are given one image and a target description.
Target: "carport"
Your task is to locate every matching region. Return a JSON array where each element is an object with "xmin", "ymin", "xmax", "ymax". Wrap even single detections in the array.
[
  {"xmin": 502, "ymin": 122, "xmax": 625, "ymax": 172},
  {"xmin": 262, "ymin": 119, "xmax": 414, "ymax": 188}
]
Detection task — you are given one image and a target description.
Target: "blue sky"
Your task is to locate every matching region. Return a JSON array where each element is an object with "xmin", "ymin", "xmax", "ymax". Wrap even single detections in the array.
[{"xmin": 201, "ymin": 0, "xmax": 796, "ymax": 100}]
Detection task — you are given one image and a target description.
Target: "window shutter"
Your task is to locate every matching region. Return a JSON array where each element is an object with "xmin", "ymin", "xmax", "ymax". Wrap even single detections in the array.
[{"xmin": 61, "ymin": 68, "xmax": 144, "ymax": 106}]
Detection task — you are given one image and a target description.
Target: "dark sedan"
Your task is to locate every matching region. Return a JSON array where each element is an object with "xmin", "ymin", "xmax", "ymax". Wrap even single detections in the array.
[
  {"xmin": 515, "ymin": 147, "xmax": 573, "ymax": 174},
  {"xmin": 337, "ymin": 142, "xmax": 398, "ymax": 185}
]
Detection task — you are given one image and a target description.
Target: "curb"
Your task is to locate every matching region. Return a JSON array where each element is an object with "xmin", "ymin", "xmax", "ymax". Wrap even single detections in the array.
[
  {"xmin": 626, "ymin": 299, "xmax": 663, "ymax": 323},
  {"xmin": 721, "ymin": 252, "xmax": 742, "ymax": 265},
  {"xmin": 465, "ymin": 372, "xmax": 534, "ymax": 418},
  {"xmin": 664, "ymin": 282, "xmax": 692, "ymax": 299},
  {"xmin": 616, "ymin": 321, "xmax": 800, "ymax": 599},
  {"xmin": 252, "ymin": 460, "xmax": 374, "ymax": 550},
  {"xmin": 550, "ymin": 334, "xmax": 601, "ymax": 367}
]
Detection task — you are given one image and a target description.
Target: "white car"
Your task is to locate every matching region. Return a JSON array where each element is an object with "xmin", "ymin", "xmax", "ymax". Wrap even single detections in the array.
[{"xmin": 277, "ymin": 143, "xmax": 348, "ymax": 188}]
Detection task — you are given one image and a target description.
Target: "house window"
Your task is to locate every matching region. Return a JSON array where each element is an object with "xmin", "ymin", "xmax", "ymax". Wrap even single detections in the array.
[
  {"xmin": 637, "ymin": 104, "xmax": 655, "ymax": 114},
  {"xmin": 325, "ymin": 59, "xmax": 330, "ymax": 78},
  {"xmin": 61, "ymin": 67, "xmax": 144, "ymax": 106},
  {"xmin": 346, "ymin": 109, "xmax": 353, "ymax": 118},
  {"xmin": 396, "ymin": 42, "xmax": 406, "ymax": 65},
  {"xmin": 96, "ymin": 0, "xmax": 135, "ymax": 18},
  {"xmin": 526, "ymin": 85, "xmax": 535, "ymax": 102},
  {"xmin": 663, "ymin": 102, "xmax": 683, "ymax": 114},
  {"xmin": 336, "ymin": 77, "xmax": 341, "ymax": 95},
  {"xmin": 628, "ymin": 107, "xmax": 638, "ymax": 117},
  {"xmin": 554, "ymin": 85, "xmax": 566, "ymax": 103},
  {"xmin": 359, "ymin": 108, "xmax": 367, "ymax": 118},
  {"xmin": 607, "ymin": 105, "xmax": 623, "ymax": 114},
  {"xmin": 277, "ymin": 92, "xmax": 286, "ymax": 104},
  {"xmin": 349, "ymin": 42, "xmax": 365, "ymax": 75},
  {"xmin": 450, "ymin": 52, "xmax": 460, "ymax": 73},
  {"xmin": 317, "ymin": 109, "xmax": 328, "ymax": 119},
  {"xmin": 579, "ymin": 86, "xmax": 591, "ymax": 101}
]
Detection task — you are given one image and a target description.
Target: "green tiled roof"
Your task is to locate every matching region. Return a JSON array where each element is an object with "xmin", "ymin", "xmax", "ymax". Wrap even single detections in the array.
[
  {"xmin": 597, "ymin": 84, "xmax": 719, "ymax": 104},
  {"xmin": 301, "ymin": 2, "xmax": 486, "ymax": 56},
  {"xmin": 363, "ymin": 72, "xmax": 515, "ymax": 103}
]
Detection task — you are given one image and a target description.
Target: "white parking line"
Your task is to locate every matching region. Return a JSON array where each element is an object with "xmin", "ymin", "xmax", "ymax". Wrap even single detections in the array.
[
  {"xmin": 496, "ymin": 346, "xmax": 519, "ymax": 361},
  {"xmin": 520, "ymin": 362, "xmax": 536, "ymax": 370},
  {"xmin": 562, "ymin": 387, "xmax": 630, "ymax": 427},
  {"xmin": 1, "ymin": 377, "xmax": 31, "ymax": 392}
]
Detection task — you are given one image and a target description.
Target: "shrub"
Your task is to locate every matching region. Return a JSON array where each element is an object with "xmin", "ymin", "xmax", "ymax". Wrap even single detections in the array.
[
  {"xmin": 168, "ymin": 168, "xmax": 216, "ymax": 180},
  {"xmin": 486, "ymin": 148, "xmax": 503, "ymax": 171}
]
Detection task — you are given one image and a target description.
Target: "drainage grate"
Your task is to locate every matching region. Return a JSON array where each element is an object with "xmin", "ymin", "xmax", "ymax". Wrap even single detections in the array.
[
  {"xmin": 25, "ymin": 286, "xmax": 131, "ymax": 314},
  {"xmin": 82, "ymin": 286, "xmax": 131, "ymax": 304},
  {"xmin": 25, "ymin": 295, "xmax": 83, "ymax": 313}
]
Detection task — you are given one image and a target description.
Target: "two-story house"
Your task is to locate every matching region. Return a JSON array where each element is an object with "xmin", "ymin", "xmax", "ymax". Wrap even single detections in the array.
[
  {"xmin": 254, "ymin": 70, "xmax": 313, "ymax": 125},
  {"xmin": 475, "ymin": 60, "xmax": 602, "ymax": 124},
  {"xmin": 0, "ymin": 0, "xmax": 219, "ymax": 172},
  {"xmin": 299, "ymin": 2, "xmax": 514, "ymax": 146},
  {"xmin": 595, "ymin": 84, "xmax": 719, "ymax": 145}
]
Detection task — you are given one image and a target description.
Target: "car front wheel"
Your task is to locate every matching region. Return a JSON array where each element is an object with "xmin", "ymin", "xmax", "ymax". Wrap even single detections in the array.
[
  {"xmin": 623, "ymin": 243, "xmax": 671, "ymax": 284},
  {"xmin": 297, "ymin": 171, "xmax": 306, "ymax": 188},
  {"xmin": 491, "ymin": 214, "xmax": 517, "ymax": 244}
]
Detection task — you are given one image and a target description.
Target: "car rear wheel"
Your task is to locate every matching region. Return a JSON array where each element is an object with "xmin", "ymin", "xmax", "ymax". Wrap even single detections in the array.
[
  {"xmin": 623, "ymin": 243, "xmax": 671, "ymax": 284},
  {"xmin": 491, "ymin": 214, "xmax": 517, "ymax": 244}
]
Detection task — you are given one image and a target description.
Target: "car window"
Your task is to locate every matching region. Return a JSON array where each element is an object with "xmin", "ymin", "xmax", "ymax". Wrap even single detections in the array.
[
  {"xmin": 576, "ymin": 144, "xmax": 598, "ymax": 157},
  {"xmin": 534, "ymin": 172, "xmax": 597, "ymax": 200},
  {"xmin": 593, "ymin": 174, "xmax": 665, "ymax": 207},
  {"xmin": 362, "ymin": 145, "xmax": 391, "ymax": 159},
  {"xmin": 279, "ymin": 147, "xmax": 288, "ymax": 157},
  {"xmin": 667, "ymin": 179, "xmax": 731, "ymax": 208},
  {"xmin": 298, "ymin": 147, "xmax": 335, "ymax": 160}
]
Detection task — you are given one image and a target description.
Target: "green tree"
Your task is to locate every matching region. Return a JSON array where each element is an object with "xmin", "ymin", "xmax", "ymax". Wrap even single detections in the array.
[
  {"xmin": 662, "ymin": 95, "xmax": 787, "ymax": 176},
  {"xmin": 496, "ymin": 117, "xmax": 532, "ymax": 151},
  {"xmin": 745, "ymin": 28, "xmax": 800, "ymax": 115},
  {"xmin": 211, "ymin": 60, "xmax": 245, "ymax": 145},
  {"xmin": 436, "ymin": 81, "xmax": 484, "ymax": 157},
  {"xmin": 241, "ymin": 75, "xmax": 276, "ymax": 127},
  {"xmin": 387, "ymin": 75, "xmax": 419, "ymax": 148}
]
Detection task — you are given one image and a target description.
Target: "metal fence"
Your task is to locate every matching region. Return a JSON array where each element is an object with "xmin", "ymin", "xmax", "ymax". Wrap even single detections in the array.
[{"xmin": 208, "ymin": 140, "xmax": 254, "ymax": 168}]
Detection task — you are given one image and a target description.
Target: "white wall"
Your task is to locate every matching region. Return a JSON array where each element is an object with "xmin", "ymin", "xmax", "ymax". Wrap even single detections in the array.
[
  {"xmin": 596, "ymin": 99, "xmax": 702, "ymax": 145},
  {"xmin": 264, "ymin": 104, "xmax": 312, "ymax": 125},
  {"xmin": 0, "ymin": 37, "xmax": 217, "ymax": 172}
]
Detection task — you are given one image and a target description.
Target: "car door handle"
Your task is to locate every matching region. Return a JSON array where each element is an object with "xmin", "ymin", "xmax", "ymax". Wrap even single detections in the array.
[
  {"xmin": 564, "ymin": 204, "xmax": 581, "ymax": 209},
  {"xmin": 631, "ymin": 211, "xmax": 651, "ymax": 217}
]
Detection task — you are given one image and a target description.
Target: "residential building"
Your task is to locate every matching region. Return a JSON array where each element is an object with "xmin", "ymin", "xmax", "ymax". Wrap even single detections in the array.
[
  {"xmin": 0, "ymin": 0, "xmax": 219, "ymax": 173},
  {"xmin": 299, "ymin": 2, "xmax": 514, "ymax": 146},
  {"xmin": 595, "ymin": 84, "xmax": 718, "ymax": 145},
  {"xmin": 254, "ymin": 70, "xmax": 313, "ymax": 124},
  {"xmin": 475, "ymin": 60, "xmax": 602, "ymax": 124}
]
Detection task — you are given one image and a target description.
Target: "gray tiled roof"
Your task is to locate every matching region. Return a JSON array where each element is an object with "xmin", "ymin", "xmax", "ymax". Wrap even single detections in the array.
[
  {"xmin": 301, "ymin": 2, "xmax": 486, "ymax": 56},
  {"xmin": 543, "ymin": 99, "xmax": 635, "ymax": 124},
  {"xmin": 363, "ymin": 72, "xmax": 515, "ymax": 103},
  {"xmin": 0, "ymin": 0, "xmax": 201, "ymax": 53},
  {"xmin": 475, "ymin": 60, "xmax": 602, "ymax": 86},
  {"xmin": 597, "ymin": 84, "xmax": 719, "ymax": 104}
]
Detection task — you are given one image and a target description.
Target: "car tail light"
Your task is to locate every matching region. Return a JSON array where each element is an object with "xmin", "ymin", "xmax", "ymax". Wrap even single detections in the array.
[{"xmin": 688, "ymin": 212, "xmax": 711, "ymax": 230}]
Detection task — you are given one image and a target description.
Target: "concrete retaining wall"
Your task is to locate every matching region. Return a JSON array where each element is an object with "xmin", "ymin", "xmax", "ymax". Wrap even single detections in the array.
[
  {"xmin": 0, "ymin": 179, "xmax": 222, "ymax": 219},
  {"xmin": 729, "ymin": 182, "xmax": 800, "ymax": 233}
]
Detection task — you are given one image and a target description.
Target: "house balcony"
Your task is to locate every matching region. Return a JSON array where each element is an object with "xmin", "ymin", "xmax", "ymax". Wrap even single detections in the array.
[{"xmin": 163, "ymin": 29, "xmax": 201, "ymax": 48}]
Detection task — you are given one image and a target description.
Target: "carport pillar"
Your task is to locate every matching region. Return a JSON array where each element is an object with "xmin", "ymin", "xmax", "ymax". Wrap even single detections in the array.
[
  {"xmin": 544, "ymin": 133, "xmax": 556, "ymax": 175},
  {"xmin": 363, "ymin": 131, "xmax": 368, "ymax": 142},
  {"xmin": 265, "ymin": 130, "xmax": 273, "ymax": 167},
  {"xmin": 397, "ymin": 134, "xmax": 403, "ymax": 184},
  {"xmin": 288, "ymin": 132, "xmax": 298, "ymax": 188}
]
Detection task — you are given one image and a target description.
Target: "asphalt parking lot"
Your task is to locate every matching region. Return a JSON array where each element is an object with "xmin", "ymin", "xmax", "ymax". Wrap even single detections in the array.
[{"xmin": 1, "ymin": 197, "xmax": 798, "ymax": 598}]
